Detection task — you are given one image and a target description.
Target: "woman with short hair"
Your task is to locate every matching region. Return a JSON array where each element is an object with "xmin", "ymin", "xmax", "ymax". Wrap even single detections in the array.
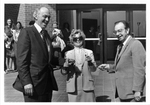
[{"xmin": 63, "ymin": 29, "xmax": 99, "ymax": 102}]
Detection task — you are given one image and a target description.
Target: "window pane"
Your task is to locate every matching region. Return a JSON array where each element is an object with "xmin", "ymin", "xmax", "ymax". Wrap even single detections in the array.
[
  {"xmin": 107, "ymin": 11, "xmax": 126, "ymax": 38},
  {"xmin": 133, "ymin": 11, "xmax": 146, "ymax": 37}
]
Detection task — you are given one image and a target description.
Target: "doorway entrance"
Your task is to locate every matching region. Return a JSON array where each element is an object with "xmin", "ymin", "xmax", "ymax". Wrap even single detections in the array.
[{"xmin": 82, "ymin": 19, "xmax": 99, "ymax": 60}]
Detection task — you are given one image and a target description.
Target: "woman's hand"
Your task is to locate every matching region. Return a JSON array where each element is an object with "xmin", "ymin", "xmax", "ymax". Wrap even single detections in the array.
[
  {"xmin": 67, "ymin": 59, "xmax": 75, "ymax": 65},
  {"xmin": 63, "ymin": 58, "xmax": 75, "ymax": 67},
  {"xmin": 85, "ymin": 55, "xmax": 92, "ymax": 62},
  {"xmin": 85, "ymin": 55, "xmax": 94, "ymax": 66}
]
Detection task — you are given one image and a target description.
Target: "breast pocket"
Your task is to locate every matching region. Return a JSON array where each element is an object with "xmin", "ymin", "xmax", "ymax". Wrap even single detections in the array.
[{"xmin": 83, "ymin": 77, "xmax": 94, "ymax": 91}]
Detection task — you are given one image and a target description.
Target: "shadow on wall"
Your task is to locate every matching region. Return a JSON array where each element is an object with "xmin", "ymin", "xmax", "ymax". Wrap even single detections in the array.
[{"xmin": 96, "ymin": 95, "xmax": 111, "ymax": 102}]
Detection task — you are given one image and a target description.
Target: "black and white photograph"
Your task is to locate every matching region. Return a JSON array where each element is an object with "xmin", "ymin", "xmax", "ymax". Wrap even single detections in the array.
[{"xmin": 1, "ymin": 0, "xmax": 149, "ymax": 104}]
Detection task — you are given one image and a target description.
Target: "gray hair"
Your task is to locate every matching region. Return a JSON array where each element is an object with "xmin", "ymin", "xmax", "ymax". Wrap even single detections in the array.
[
  {"xmin": 33, "ymin": 8, "xmax": 40, "ymax": 20},
  {"xmin": 33, "ymin": 7, "xmax": 50, "ymax": 20}
]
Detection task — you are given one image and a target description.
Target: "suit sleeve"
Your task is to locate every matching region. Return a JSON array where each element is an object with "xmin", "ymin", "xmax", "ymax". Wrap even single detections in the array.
[
  {"xmin": 17, "ymin": 28, "xmax": 32, "ymax": 86},
  {"xmin": 131, "ymin": 40, "xmax": 146, "ymax": 92}
]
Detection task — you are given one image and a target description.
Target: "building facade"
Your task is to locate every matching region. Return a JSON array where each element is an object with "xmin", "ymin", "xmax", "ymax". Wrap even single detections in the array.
[{"xmin": 5, "ymin": 4, "xmax": 146, "ymax": 63}]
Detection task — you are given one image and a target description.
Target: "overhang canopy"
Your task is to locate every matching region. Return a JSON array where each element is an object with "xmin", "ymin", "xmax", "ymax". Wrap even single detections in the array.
[{"xmin": 56, "ymin": 4, "xmax": 146, "ymax": 11}]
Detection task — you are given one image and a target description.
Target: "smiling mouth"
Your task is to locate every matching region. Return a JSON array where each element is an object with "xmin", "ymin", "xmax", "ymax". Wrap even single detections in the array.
[{"xmin": 117, "ymin": 35, "xmax": 122, "ymax": 39}]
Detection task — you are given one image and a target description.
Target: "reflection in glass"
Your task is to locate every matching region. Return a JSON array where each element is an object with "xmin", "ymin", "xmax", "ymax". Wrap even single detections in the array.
[{"xmin": 133, "ymin": 11, "xmax": 146, "ymax": 37}]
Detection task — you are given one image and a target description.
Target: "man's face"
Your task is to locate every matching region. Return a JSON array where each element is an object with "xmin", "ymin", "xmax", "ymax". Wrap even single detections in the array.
[
  {"xmin": 36, "ymin": 7, "xmax": 51, "ymax": 29},
  {"xmin": 113, "ymin": 22, "xmax": 129, "ymax": 42}
]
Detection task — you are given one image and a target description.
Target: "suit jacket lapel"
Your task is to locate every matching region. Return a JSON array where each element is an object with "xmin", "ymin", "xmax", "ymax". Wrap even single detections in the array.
[
  {"xmin": 116, "ymin": 37, "xmax": 133, "ymax": 65},
  {"xmin": 32, "ymin": 26, "xmax": 49, "ymax": 59},
  {"xmin": 44, "ymin": 31, "xmax": 52, "ymax": 63},
  {"xmin": 114, "ymin": 46, "xmax": 120, "ymax": 65}
]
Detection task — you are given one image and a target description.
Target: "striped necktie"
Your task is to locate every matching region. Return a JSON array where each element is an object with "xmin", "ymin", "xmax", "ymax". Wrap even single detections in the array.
[
  {"xmin": 117, "ymin": 43, "xmax": 123, "ymax": 61},
  {"xmin": 41, "ymin": 30, "xmax": 46, "ymax": 42},
  {"xmin": 118, "ymin": 43, "xmax": 123, "ymax": 55},
  {"xmin": 41, "ymin": 30, "xmax": 49, "ymax": 54}
]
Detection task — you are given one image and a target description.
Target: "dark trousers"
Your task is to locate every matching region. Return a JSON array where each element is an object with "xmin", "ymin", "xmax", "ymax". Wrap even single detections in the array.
[
  {"xmin": 23, "ymin": 92, "xmax": 52, "ymax": 102},
  {"xmin": 120, "ymin": 98, "xmax": 134, "ymax": 102}
]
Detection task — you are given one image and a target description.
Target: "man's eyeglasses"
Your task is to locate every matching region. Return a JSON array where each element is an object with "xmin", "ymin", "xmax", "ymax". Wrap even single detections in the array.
[
  {"xmin": 113, "ymin": 29, "xmax": 125, "ymax": 35},
  {"xmin": 73, "ymin": 36, "xmax": 83, "ymax": 42}
]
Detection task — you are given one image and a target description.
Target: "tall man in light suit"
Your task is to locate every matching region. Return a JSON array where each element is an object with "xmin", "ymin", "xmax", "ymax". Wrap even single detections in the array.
[
  {"xmin": 98, "ymin": 20, "xmax": 146, "ymax": 102},
  {"xmin": 13, "ymin": 7, "xmax": 58, "ymax": 102}
]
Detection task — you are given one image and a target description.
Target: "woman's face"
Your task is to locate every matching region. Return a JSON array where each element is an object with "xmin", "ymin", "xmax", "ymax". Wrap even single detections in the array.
[
  {"xmin": 16, "ymin": 23, "xmax": 21, "ymax": 29},
  {"xmin": 7, "ymin": 19, "xmax": 12, "ymax": 27},
  {"xmin": 73, "ymin": 33, "xmax": 84, "ymax": 47},
  {"xmin": 53, "ymin": 23, "xmax": 58, "ymax": 28}
]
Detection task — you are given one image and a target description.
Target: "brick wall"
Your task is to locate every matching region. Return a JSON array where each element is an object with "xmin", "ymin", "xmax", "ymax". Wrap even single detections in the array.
[{"xmin": 5, "ymin": 4, "xmax": 56, "ymax": 36}]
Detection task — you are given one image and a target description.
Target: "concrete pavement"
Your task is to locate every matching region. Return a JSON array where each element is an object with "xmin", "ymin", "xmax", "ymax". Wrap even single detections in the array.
[{"xmin": 4, "ymin": 63, "xmax": 116, "ymax": 102}]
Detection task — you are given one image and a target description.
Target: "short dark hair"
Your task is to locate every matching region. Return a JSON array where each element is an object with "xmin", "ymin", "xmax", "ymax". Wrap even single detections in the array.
[
  {"xmin": 29, "ymin": 20, "xmax": 35, "ymax": 25},
  {"xmin": 114, "ymin": 20, "xmax": 130, "ymax": 30},
  {"xmin": 16, "ymin": 21, "xmax": 23, "ymax": 29}
]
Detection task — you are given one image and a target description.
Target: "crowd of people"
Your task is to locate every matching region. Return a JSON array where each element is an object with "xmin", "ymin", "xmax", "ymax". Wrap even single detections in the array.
[
  {"xmin": 4, "ymin": 6, "xmax": 146, "ymax": 102},
  {"xmin": 4, "ymin": 19, "xmax": 23, "ymax": 73}
]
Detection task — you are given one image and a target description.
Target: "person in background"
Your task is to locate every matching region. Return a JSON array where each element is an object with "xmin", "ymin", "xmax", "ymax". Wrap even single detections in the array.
[
  {"xmin": 62, "ymin": 22, "xmax": 70, "ymax": 43},
  {"xmin": 63, "ymin": 29, "xmax": 99, "ymax": 102},
  {"xmin": 98, "ymin": 20, "xmax": 146, "ymax": 102},
  {"xmin": 5, "ymin": 18, "xmax": 15, "ymax": 30},
  {"xmin": 13, "ymin": 7, "xmax": 58, "ymax": 102},
  {"xmin": 13, "ymin": 21, "xmax": 23, "ymax": 42},
  {"xmin": 61, "ymin": 22, "xmax": 73, "ymax": 58},
  {"xmin": 13, "ymin": 21, "xmax": 23, "ymax": 71},
  {"xmin": 95, "ymin": 26, "xmax": 102, "ymax": 60},
  {"xmin": 4, "ymin": 26, "xmax": 15, "ymax": 73},
  {"xmin": 52, "ymin": 22, "xmax": 64, "ymax": 44},
  {"xmin": 4, "ymin": 18, "xmax": 15, "ymax": 73},
  {"xmin": 51, "ymin": 22, "xmax": 66, "ymax": 68},
  {"xmin": 5, "ymin": 18, "xmax": 15, "ymax": 36},
  {"xmin": 85, "ymin": 26, "xmax": 96, "ymax": 55}
]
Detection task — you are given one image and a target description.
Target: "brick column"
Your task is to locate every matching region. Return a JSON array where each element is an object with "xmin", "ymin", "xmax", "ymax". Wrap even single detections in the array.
[{"xmin": 17, "ymin": 4, "xmax": 26, "ymax": 27}]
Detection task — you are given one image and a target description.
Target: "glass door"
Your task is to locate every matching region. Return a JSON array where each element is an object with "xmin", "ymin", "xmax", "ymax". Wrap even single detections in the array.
[
  {"xmin": 81, "ymin": 9, "xmax": 103, "ymax": 64},
  {"xmin": 106, "ymin": 11, "xmax": 126, "ymax": 62}
]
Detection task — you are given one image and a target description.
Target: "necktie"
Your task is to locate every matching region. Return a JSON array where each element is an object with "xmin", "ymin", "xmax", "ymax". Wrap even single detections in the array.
[
  {"xmin": 117, "ymin": 43, "xmax": 123, "ymax": 61},
  {"xmin": 41, "ymin": 30, "xmax": 49, "ymax": 55},
  {"xmin": 116, "ymin": 44, "xmax": 123, "ymax": 65},
  {"xmin": 118, "ymin": 43, "xmax": 123, "ymax": 55},
  {"xmin": 41, "ymin": 30, "xmax": 46, "ymax": 43}
]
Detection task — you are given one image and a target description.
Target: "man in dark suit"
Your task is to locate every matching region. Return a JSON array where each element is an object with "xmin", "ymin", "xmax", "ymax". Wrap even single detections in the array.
[
  {"xmin": 13, "ymin": 7, "xmax": 58, "ymax": 102},
  {"xmin": 98, "ymin": 20, "xmax": 146, "ymax": 102}
]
